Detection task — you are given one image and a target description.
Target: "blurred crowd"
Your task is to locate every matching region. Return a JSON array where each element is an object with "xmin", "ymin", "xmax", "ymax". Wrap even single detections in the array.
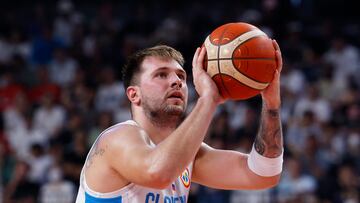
[{"xmin": 0, "ymin": 0, "xmax": 359, "ymax": 202}]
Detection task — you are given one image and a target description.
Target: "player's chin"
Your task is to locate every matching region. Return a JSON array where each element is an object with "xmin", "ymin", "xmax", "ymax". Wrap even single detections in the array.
[
  {"xmin": 165, "ymin": 104, "xmax": 185, "ymax": 116},
  {"xmin": 166, "ymin": 99, "xmax": 185, "ymax": 107}
]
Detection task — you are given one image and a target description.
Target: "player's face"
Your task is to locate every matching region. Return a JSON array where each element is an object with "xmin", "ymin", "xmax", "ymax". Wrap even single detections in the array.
[{"xmin": 139, "ymin": 56, "xmax": 188, "ymax": 120}]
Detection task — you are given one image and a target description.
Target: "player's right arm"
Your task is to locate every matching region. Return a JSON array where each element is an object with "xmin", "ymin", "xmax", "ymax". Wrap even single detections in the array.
[{"xmin": 104, "ymin": 47, "xmax": 223, "ymax": 189}]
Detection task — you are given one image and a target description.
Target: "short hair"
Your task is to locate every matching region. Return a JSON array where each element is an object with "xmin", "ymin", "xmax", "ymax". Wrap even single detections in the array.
[{"xmin": 122, "ymin": 45, "xmax": 184, "ymax": 90}]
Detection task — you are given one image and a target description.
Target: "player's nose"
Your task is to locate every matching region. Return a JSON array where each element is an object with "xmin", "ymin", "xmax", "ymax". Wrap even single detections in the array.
[{"xmin": 170, "ymin": 73, "xmax": 182, "ymax": 89}]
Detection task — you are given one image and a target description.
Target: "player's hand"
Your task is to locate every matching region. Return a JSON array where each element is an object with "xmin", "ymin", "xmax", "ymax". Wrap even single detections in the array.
[
  {"xmin": 261, "ymin": 40, "xmax": 282, "ymax": 109},
  {"xmin": 192, "ymin": 47, "xmax": 225, "ymax": 105}
]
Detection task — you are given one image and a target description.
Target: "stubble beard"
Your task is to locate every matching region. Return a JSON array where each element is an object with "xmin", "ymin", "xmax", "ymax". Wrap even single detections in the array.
[{"xmin": 142, "ymin": 95, "xmax": 186, "ymax": 129}]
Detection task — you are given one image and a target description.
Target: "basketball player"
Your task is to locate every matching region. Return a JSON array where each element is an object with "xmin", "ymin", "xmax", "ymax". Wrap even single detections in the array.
[{"xmin": 76, "ymin": 41, "xmax": 283, "ymax": 202}]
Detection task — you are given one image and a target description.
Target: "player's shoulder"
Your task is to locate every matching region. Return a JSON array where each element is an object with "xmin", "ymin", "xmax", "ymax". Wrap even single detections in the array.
[
  {"xmin": 101, "ymin": 121, "xmax": 143, "ymax": 139},
  {"xmin": 98, "ymin": 121, "xmax": 148, "ymax": 148}
]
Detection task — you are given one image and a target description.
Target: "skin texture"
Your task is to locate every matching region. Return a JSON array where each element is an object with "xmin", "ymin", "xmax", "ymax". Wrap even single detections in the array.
[
  {"xmin": 84, "ymin": 41, "xmax": 283, "ymax": 192},
  {"xmin": 255, "ymin": 40, "xmax": 283, "ymax": 158}
]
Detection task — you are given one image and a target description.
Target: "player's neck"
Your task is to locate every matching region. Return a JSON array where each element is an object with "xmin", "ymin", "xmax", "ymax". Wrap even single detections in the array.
[{"xmin": 133, "ymin": 114, "xmax": 174, "ymax": 145}]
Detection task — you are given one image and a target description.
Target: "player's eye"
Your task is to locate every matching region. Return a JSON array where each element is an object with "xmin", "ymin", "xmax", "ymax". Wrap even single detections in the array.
[
  {"xmin": 178, "ymin": 74, "xmax": 186, "ymax": 80},
  {"xmin": 156, "ymin": 72, "xmax": 167, "ymax": 78}
]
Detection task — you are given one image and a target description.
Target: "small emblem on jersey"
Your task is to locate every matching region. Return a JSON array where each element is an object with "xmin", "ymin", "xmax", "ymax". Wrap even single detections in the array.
[
  {"xmin": 171, "ymin": 183, "xmax": 176, "ymax": 191},
  {"xmin": 180, "ymin": 168, "xmax": 190, "ymax": 188}
]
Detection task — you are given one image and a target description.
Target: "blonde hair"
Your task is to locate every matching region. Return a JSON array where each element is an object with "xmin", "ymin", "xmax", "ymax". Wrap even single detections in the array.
[{"xmin": 122, "ymin": 45, "xmax": 184, "ymax": 89}]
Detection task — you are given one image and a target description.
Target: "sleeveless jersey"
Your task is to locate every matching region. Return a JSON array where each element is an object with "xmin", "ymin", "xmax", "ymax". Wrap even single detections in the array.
[{"xmin": 75, "ymin": 120, "xmax": 193, "ymax": 203}]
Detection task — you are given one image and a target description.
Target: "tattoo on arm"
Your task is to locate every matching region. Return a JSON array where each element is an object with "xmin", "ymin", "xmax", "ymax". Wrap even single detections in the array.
[
  {"xmin": 254, "ymin": 107, "xmax": 283, "ymax": 158},
  {"xmin": 86, "ymin": 143, "xmax": 106, "ymax": 168}
]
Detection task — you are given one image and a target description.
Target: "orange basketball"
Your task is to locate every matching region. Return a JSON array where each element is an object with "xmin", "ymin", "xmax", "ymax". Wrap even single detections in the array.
[{"xmin": 203, "ymin": 22, "xmax": 277, "ymax": 100}]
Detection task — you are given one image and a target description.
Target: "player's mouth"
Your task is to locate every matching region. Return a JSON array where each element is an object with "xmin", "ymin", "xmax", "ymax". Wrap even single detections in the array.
[{"xmin": 167, "ymin": 91, "xmax": 184, "ymax": 101}]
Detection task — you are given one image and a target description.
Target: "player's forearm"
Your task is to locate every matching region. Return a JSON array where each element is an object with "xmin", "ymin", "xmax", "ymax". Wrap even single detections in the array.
[
  {"xmin": 254, "ymin": 104, "xmax": 283, "ymax": 158},
  {"xmin": 148, "ymin": 96, "xmax": 217, "ymax": 181}
]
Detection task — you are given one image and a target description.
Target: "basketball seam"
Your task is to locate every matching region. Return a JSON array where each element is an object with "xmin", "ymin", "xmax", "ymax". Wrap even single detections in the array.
[
  {"xmin": 209, "ymin": 59, "xmax": 269, "ymax": 89},
  {"xmin": 209, "ymin": 31, "xmax": 250, "ymax": 46},
  {"xmin": 217, "ymin": 24, "xmax": 233, "ymax": 98},
  {"xmin": 209, "ymin": 23, "xmax": 256, "ymax": 46},
  {"xmin": 231, "ymin": 36, "xmax": 275, "ymax": 84},
  {"xmin": 211, "ymin": 73, "xmax": 266, "ymax": 91},
  {"xmin": 209, "ymin": 23, "xmax": 251, "ymax": 46},
  {"xmin": 231, "ymin": 57, "xmax": 274, "ymax": 84},
  {"xmin": 206, "ymin": 26, "xmax": 273, "ymax": 97}
]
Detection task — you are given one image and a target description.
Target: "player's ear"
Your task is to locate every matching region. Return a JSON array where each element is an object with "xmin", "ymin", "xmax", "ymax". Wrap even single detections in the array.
[{"xmin": 126, "ymin": 86, "xmax": 141, "ymax": 105}]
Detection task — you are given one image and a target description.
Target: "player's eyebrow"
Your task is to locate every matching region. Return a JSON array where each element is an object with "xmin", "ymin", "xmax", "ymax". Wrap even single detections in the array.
[{"xmin": 154, "ymin": 67, "xmax": 187, "ymax": 77}]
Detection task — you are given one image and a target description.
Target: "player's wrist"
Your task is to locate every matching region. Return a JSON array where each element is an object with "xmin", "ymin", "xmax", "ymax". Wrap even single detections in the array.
[
  {"xmin": 198, "ymin": 95, "xmax": 218, "ymax": 108},
  {"xmin": 262, "ymin": 97, "xmax": 281, "ymax": 110},
  {"xmin": 247, "ymin": 145, "xmax": 283, "ymax": 177}
]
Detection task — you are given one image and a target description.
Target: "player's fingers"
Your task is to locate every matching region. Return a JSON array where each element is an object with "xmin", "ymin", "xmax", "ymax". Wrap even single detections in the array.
[
  {"xmin": 272, "ymin": 39, "xmax": 281, "ymax": 52},
  {"xmin": 272, "ymin": 40, "xmax": 283, "ymax": 73},
  {"xmin": 196, "ymin": 47, "xmax": 206, "ymax": 69},
  {"xmin": 275, "ymin": 49, "xmax": 283, "ymax": 73},
  {"xmin": 273, "ymin": 69, "xmax": 280, "ymax": 81},
  {"xmin": 192, "ymin": 47, "xmax": 200, "ymax": 69}
]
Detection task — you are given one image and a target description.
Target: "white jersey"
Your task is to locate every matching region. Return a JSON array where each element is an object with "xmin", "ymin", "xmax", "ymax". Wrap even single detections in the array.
[{"xmin": 76, "ymin": 120, "xmax": 193, "ymax": 203}]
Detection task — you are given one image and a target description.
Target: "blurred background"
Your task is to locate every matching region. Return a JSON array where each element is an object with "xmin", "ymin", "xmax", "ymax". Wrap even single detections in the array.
[{"xmin": 0, "ymin": 0, "xmax": 359, "ymax": 202}]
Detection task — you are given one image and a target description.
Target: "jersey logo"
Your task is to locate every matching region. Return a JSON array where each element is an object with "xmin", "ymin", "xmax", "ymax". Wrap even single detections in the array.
[{"xmin": 180, "ymin": 168, "xmax": 190, "ymax": 188}]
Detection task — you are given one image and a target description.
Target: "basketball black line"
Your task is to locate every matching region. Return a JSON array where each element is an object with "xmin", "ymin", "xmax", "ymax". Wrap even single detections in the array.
[
  {"xmin": 209, "ymin": 32, "xmax": 273, "ymax": 94},
  {"xmin": 211, "ymin": 72, "xmax": 264, "ymax": 91},
  {"xmin": 208, "ymin": 35, "xmax": 272, "ymax": 61},
  {"xmin": 216, "ymin": 24, "xmax": 233, "ymax": 98},
  {"xmin": 207, "ymin": 58, "xmax": 276, "ymax": 61},
  {"xmin": 231, "ymin": 36, "xmax": 276, "ymax": 84},
  {"xmin": 209, "ymin": 58, "xmax": 273, "ymax": 84},
  {"xmin": 246, "ymin": 60, "xmax": 249, "ymax": 73},
  {"xmin": 207, "ymin": 34, "xmax": 275, "ymax": 61},
  {"xmin": 210, "ymin": 31, "xmax": 267, "ymax": 47},
  {"xmin": 209, "ymin": 23, "xmax": 258, "ymax": 46}
]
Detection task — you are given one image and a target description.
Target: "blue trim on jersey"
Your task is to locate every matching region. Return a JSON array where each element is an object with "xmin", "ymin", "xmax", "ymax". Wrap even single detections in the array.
[{"xmin": 85, "ymin": 192, "xmax": 122, "ymax": 203}]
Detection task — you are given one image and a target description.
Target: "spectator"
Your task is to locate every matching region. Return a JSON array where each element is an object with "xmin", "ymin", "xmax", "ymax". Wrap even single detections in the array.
[
  {"xmin": 277, "ymin": 157, "xmax": 317, "ymax": 202},
  {"xmin": 335, "ymin": 164, "xmax": 360, "ymax": 202},
  {"xmin": 53, "ymin": 0, "xmax": 78, "ymax": 46},
  {"xmin": 33, "ymin": 93, "xmax": 66, "ymax": 138},
  {"xmin": 7, "ymin": 111, "xmax": 47, "ymax": 160},
  {"xmin": 28, "ymin": 67, "xmax": 61, "ymax": 105},
  {"xmin": 30, "ymin": 25, "xmax": 64, "ymax": 66},
  {"xmin": 3, "ymin": 161, "xmax": 40, "ymax": 202},
  {"xmin": 324, "ymin": 35, "xmax": 360, "ymax": 96},
  {"xmin": 3, "ymin": 92, "xmax": 29, "ymax": 134},
  {"xmin": 0, "ymin": 70, "xmax": 25, "ymax": 112},
  {"xmin": 49, "ymin": 47, "xmax": 78, "ymax": 88},
  {"xmin": 0, "ymin": 29, "xmax": 30, "ymax": 64},
  {"xmin": 94, "ymin": 67, "xmax": 125, "ymax": 112},
  {"xmin": 40, "ymin": 166, "xmax": 76, "ymax": 203},
  {"xmin": 62, "ymin": 130, "xmax": 87, "ymax": 187},
  {"xmin": 286, "ymin": 110, "xmax": 321, "ymax": 155},
  {"xmin": 230, "ymin": 189, "xmax": 272, "ymax": 203},
  {"xmin": 27, "ymin": 144, "xmax": 53, "ymax": 184},
  {"xmin": 293, "ymin": 85, "xmax": 332, "ymax": 123},
  {"xmin": 88, "ymin": 111, "xmax": 113, "ymax": 147}
]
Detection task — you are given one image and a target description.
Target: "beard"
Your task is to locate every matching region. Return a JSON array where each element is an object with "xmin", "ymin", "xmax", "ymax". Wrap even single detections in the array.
[{"xmin": 142, "ymin": 94, "xmax": 187, "ymax": 129}]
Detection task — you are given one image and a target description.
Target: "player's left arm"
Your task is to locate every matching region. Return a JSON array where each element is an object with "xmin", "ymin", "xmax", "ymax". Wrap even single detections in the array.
[
  {"xmin": 192, "ymin": 40, "xmax": 283, "ymax": 190},
  {"xmin": 192, "ymin": 143, "xmax": 280, "ymax": 190}
]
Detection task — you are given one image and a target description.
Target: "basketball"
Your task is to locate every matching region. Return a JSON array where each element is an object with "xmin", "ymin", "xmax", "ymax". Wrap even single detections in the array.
[{"xmin": 203, "ymin": 22, "xmax": 277, "ymax": 100}]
